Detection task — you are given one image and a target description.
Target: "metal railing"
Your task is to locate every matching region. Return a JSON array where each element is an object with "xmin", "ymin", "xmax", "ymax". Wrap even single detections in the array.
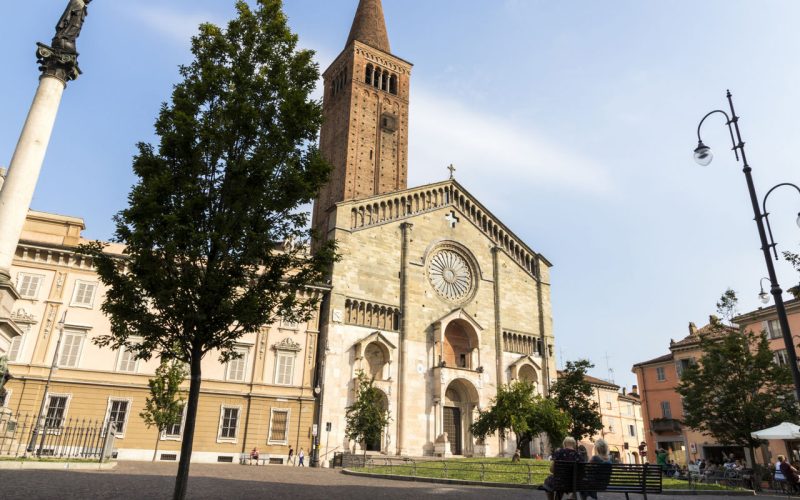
[{"xmin": 0, "ymin": 410, "xmax": 115, "ymax": 461}]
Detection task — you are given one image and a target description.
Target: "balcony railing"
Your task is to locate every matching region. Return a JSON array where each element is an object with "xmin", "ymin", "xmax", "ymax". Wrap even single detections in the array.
[{"xmin": 650, "ymin": 418, "xmax": 682, "ymax": 433}]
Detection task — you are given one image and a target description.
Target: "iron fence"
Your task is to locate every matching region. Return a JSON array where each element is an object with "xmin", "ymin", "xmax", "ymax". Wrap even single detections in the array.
[{"xmin": 0, "ymin": 410, "xmax": 115, "ymax": 461}]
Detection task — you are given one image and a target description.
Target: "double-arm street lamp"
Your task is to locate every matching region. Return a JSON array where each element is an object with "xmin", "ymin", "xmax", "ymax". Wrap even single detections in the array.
[{"xmin": 694, "ymin": 90, "xmax": 800, "ymax": 402}]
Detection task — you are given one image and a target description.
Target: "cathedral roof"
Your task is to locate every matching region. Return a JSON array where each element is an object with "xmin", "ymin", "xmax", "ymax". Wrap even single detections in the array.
[{"xmin": 346, "ymin": 0, "xmax": 391, "ymax": 53}]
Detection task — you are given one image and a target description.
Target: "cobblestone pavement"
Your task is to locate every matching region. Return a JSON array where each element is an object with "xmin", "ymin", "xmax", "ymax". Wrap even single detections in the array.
[{"xmin": 0, "ymin": 461, "xmax": 764, "ymax": 499}]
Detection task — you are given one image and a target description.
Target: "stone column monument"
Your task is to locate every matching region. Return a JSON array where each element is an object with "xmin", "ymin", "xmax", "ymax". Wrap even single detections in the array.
[{"xmin": 0, "ymin": 0, "xmax": 92, "ymax": 352}]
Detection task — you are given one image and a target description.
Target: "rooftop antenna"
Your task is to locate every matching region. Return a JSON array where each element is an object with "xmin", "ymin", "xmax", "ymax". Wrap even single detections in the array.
[{"xmin": 604, "ymin": 352, "xmax": 615, "ymax": 384}]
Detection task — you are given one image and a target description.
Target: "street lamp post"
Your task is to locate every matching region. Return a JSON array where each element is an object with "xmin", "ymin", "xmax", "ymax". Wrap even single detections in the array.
[
  {"xmin": 694, "ymin": 90, "xmax": 800, "ymax": 402},
  {"xmin": 26, "ymin": 311, "xmax": 67, "ymax": 455}
]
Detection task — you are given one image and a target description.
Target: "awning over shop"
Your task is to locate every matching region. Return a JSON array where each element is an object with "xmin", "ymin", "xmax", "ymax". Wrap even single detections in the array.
[{"xmin": 751, "ymin": 422, "xmax": 800, "ymax": 440}]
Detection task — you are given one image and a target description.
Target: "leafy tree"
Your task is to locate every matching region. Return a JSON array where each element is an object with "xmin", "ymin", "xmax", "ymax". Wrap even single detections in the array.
[
  {"xmin": 345, "ymin": 371, "xmax": 391, "ymax": 458},
  {"xmin": 80, "ymin": 1, "xmax": 335, "ymax": 497},
  {"xmin": 528, "ymin": 396, "xmax": 572, "ymax": 452},
  {"xmin": 677, "ymin": 291, "xmax": 800, "ymax": 462},
  {"xmin": 471, "ymin": 381, "xmax": 571, "ymax": 457},
  {"xmin": 140, "ymin": 359, "xmax": 187, "ymax": 461},
  {"xmin": 784, "ymin": 250, "xmax": 800, "ymax": 299},
  {"xmin": 550, "ymin": 359, "xmax": 603, "ymax": 441},
  {"xmin": 471, "ymin": 381, "xmax": 539, "ymax": 456}
]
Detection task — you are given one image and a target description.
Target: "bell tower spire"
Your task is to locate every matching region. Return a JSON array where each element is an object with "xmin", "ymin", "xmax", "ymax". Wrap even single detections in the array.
[
  {"xmin": 312, "ymin": 0, "xmax": 412, "ymax": 241},
  {"xmin": 346, "ymin": 0, "xmax": 391, "ymax": 53}
]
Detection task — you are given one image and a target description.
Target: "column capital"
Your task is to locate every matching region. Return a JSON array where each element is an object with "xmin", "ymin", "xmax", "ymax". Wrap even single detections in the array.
[{"xmin": 36, "ymin": 43, "xmax": 80, "ymax": 85}]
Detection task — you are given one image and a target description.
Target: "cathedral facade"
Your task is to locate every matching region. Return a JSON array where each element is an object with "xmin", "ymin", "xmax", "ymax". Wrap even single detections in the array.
[{"xmin": 314, "ymin": 0, "xmax": 556, "ymax": 458}]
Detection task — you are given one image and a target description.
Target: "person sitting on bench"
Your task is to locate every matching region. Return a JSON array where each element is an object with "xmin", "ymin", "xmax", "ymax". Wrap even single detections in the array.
[
  {"xmin": 542, "ymin": 436, "xmax": 581, "ymax": 500},
  {"xmin": 582, "ymin": 439, "xmax": 613, "ymax": 500},
  {"xmin": 249, "ymin": 447, "xmax": 260, "ymax": 465}
]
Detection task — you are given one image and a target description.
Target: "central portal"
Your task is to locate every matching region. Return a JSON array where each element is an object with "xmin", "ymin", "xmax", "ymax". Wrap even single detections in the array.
[{"xmin": 443, "ymin": 407, "xmax": 462, "ymax": 455}]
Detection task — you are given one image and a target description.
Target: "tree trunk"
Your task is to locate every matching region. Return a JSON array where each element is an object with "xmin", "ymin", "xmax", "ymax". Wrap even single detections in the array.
[
  {"xmin": 153, "ymin": 431, "xmax": 161, "ymax": 462},
  {"xmin": 173, "ymin": 346, "xmax": 202, "ymax": 500}
]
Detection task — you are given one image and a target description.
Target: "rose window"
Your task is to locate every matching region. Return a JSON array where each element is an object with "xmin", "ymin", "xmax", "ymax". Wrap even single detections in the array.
[{"xmin": 428, "ymin": 250, "xmax": 473, "ymax": 301}]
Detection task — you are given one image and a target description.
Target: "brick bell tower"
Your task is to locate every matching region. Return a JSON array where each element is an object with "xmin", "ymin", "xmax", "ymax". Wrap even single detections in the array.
[{"xmin": 312, "ymin": 0, "xmax": 412, "ymax": 240}]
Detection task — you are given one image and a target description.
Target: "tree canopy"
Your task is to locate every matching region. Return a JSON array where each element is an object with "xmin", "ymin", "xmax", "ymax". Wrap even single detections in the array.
[
  {"xmin": 471, "ymin": 381, "xmax": 571, "ymax": 457},
  {"xmin": 550, "ymin": 359, "xmax": 603, "ymax": 442},
  {"xmin": 81, "ymin": 1, "xmax": 335, "ymax": 497}
]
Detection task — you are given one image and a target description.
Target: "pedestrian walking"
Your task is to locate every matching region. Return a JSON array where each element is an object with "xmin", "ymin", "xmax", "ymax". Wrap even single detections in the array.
[
  {"xmin": 288, "ymin": 446, "xmax": 294, "ymax": 465},
  {"xmin": 298, "ymin": 447, "xmax": 305, "ymax": 467}
]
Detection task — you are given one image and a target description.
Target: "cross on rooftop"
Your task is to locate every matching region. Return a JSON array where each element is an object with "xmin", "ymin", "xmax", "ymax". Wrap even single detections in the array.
[{"xmin": 447, "ymin": 164, "xmax": 456, "ymax": 179}]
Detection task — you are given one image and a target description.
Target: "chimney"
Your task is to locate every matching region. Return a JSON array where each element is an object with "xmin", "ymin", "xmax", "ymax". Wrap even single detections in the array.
[
  {"xmin": 688, "ymin": 322, "xmax": 697, "ymax": 335},
  {"xmin": 632, "ymin": 384, "xmax": 639, "ymax": 394},
  {"xmin": 622, "ymin": 387, "xmax": 627, "ymax": 395}
]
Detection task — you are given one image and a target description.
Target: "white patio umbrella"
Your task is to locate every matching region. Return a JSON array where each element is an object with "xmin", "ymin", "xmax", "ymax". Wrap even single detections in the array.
[{"xmin": 751, "ymin": 422, "xmax": 800, "ymax": 440}]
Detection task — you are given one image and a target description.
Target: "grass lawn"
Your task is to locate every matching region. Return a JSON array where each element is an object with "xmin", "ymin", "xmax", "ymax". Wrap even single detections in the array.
[{"xmin": 353, "ymin": 458, "xmax": 745, "ymax": 491}]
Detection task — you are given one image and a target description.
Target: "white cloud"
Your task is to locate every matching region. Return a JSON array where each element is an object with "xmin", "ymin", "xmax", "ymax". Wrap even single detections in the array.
[
  {"xmin": 118, "ymin": 5, "xmax": 219, "ymax": 45},
  {"xmin": 407, "ymin": 87, "xmax": 614, "ymax": 195}
]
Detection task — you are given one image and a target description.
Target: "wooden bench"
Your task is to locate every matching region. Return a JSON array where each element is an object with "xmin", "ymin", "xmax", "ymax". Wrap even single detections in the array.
[{"xmin": 550, "ymin": 461, "xmax": 662, "ymax": 500}]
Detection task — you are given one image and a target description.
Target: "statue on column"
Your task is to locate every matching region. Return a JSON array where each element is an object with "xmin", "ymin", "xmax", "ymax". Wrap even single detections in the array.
[
  {"xmin": 36, "ymin": 0, "xmax": 93, "ymax": 83},
  {"xmin": 52, "ymin": 0, "xmax": 92, "ymax": 54}
]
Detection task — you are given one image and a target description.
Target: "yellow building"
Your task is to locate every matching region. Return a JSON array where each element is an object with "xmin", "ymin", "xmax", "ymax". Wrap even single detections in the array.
[
  {"xmin": 574, "ymin": 374, "xmax": 646, "ymax": 464},
  {"xmin": 2, "ymin": 211, "xmax": 324, "ymax": 463}
]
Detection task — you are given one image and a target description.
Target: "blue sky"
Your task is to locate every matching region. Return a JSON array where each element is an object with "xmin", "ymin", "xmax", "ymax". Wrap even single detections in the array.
[{"xmin": 2, "ymin": 1, "xmax": 800, "ymax": 389}]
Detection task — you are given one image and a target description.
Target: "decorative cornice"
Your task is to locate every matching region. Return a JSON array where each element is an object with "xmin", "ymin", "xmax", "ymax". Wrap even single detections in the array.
[{"xmin": 272, "ymin": 338, "xmax": 302, "ymax": 352}]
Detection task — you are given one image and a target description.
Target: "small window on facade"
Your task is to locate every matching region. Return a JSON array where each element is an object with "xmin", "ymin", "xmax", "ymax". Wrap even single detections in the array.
[
  {"xmin": 218, "ymin": 407, "xmax": 240, "ymax": 440},
  {"xmin": 655, "ymin": 366, "xmax": 666, "ymax": 381},
  {"xmin": 106, "ymin": 399, "xmax": 130, "ymax": 435},
  {"xmin": 17, "ymin": 273, "xmax": 45, "ymax": 300},
  {"xmin": 774, "ymin": 349, "xmax": 789, "ymax": 366},
  {"xmin": 374, "ymin": 69, "xmax": 382, "ymax": 88},
  {"xmin": 390, "ymin": 74, "xmax": 398, "ymax": 95},
  {"xmin": 365, "ymin": 64, "xmax": 373, "ymax": 85},
  {"xmin": 274, "ymin": 352, "xmax": 295, "ymax": 385},
  {"xmin": 71, "ymin": 281, "xmax": 97, "ymax": 307},
  {"xmin": 660, "ymin": 401, "xmax": 672, "ymax": 419},
  {"xmin": 59, "ymin": 330, "xmax": 85, "ymax": 368},
  {"xmin": 628, "ymin": 424, "xmax": 636, "ymax": 436},
  {"xmin": 767, "ymin": 320, "xmax": 783, "ymax": 339},
  {"xmin": 226, "ymin": 347, "xmax": 249, "ymax": 382},
  {"xmin": 164, "ymin": 404, "xmax": 186, "ymax": 439},
  {"xmin": 7, "ymin": 324, "xmax": 30, "ymax": 362},
  {"xmin": 268, "ymin": 409, "xmax": 290, "ymax": 444},
  {"xmin": 45, "ymin": 395, "xmax": 69, "ymax": 428},
  {"xmin": 117, "ymin": 346, "xmax": 138, "ymax": 373}
]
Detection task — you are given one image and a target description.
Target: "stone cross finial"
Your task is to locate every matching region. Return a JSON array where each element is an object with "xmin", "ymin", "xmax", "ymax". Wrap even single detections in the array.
[{"xmin": 447, "ymin": 164, "xmax": 456, "ymax": 179}]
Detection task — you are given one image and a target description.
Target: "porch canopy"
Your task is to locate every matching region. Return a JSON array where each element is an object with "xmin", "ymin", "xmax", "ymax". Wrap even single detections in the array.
[{"xmin": 751, "ymin": 422, "xmax": 800, "ymax": 440}]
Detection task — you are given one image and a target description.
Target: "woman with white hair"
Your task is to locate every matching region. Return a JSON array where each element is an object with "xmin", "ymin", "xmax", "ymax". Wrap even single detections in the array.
[
  {"xmin": 541, "ymin": 436, "xmax": 581, "ymax": 500},
  {"xmin": 582, "ymin": 439, "xmax": 613, "ymax": 500}
]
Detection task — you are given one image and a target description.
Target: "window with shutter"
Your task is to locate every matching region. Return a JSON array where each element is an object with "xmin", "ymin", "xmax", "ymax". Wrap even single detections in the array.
[
  {"xmin": 268, "ymin": 409, "xmax": 290, "ymax": 444},
  {"xmin": 71, "ymin": 281, "xmax": 97, "ymax": 307},
  {"xmin": 17, "ymin": 273, "xmax": 45, "ymax": 299},
  {"xmin": 59, "ymin": 331, "xmax": 85, "ymax": 367},
  {"xmin": 275, "ymin": 353, "xmax": 295, "ymax": 386}
]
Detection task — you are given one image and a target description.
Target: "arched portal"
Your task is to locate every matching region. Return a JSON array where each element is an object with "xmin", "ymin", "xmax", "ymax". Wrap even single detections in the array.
[
  {"xmin": 518, "ymin": 364, "xmax": 538, "ymax": 385},
  {"xmin": 365, "ymin": 389, "xmax": 389, "ymax": 452},
  {"xmin": 442, "ymin": 379, "xmax": 479, "ymax": 456},
  {"xmin": 364, "ymin": 342, "xmax": 388, "ymax": 381},
  {"xmin": 442, "ymin": 319, "xmax": 479, "ymax": 369}
]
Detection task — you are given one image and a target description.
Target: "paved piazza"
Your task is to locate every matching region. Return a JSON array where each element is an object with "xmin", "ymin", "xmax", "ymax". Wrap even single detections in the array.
[{"xmin": 0, "ymin": 461, "xmax": 770, "ymax": 499}]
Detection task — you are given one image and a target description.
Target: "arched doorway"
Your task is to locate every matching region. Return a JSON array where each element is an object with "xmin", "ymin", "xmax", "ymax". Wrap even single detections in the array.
[
  {"xmin": 366, "ymin": 390, "xmax": 389, "ymax": 452},
  {"xmin": 443, "ymin": 379, "xmax": 479, "ymax": 456}
]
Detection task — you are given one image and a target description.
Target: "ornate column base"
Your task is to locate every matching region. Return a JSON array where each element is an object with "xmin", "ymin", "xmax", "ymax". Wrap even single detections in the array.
[{"xmin": 0, "ymin": 271, "xmax": 22, "ymax": 356}]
